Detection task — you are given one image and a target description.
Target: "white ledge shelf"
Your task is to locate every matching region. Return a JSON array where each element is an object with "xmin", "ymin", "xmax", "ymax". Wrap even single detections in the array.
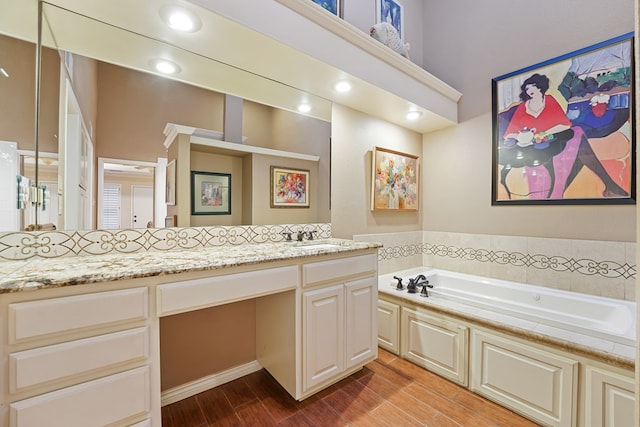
[{"xmin": 163, "ymin": 123, "xmax": 319, "ymax": 162}]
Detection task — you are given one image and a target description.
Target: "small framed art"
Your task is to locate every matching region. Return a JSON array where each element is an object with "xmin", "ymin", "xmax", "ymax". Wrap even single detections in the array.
[
  {"xmin": 270, "ymin": 166, "xmax": 310, "ymax": 208},
  {"xmin": 191, "ymin": 171, "xmax": 231, "ymax": 215}
]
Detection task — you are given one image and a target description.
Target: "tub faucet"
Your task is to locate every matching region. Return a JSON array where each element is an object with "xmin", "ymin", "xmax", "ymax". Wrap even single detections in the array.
[{"xmin": 420, "ymin": 281, "xmax": 433, "ymax": 297}]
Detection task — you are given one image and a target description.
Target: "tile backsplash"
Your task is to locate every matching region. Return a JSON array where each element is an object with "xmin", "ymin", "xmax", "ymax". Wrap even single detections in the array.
[
  {"xmin": 355, "ymin": 230, "xmax": 636, "ymax": 301},
  {"xmin": 0, "ymin": 223, "xmax": 332, "ymax": 260}
]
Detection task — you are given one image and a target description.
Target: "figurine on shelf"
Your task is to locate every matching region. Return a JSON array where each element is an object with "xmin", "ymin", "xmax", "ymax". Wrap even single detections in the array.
[{"xmin": 369, "ymin": 22, "xmax": 410, "ymax": 59}]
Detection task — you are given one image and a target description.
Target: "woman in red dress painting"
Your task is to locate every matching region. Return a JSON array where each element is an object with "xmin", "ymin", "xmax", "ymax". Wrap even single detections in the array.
[{"xmin": 500, "ymin": 73, "xmax": 627, "ymax": 199}]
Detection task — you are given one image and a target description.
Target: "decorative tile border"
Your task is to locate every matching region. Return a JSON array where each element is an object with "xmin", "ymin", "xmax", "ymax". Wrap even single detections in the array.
[
  {"xmin": 377, "ymin": 242, "xmax": 636, "ymax": 281},
  {"xmin": 0, "ymin": 223, "xmax": 332, "ymax": 260}
]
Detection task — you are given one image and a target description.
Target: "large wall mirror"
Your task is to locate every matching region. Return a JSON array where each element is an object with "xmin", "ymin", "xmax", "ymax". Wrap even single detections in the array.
[{"xmin": 0, "ymin": 0, "xmax": 332, "ymax": 232}]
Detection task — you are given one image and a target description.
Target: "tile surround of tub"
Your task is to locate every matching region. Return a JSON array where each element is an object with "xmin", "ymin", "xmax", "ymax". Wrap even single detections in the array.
[
  {"xmin": 356, "ymin": 230, "xmax": 636, "ymax": 301},
  {"xmin": 353, "ymin": 231, "xmax": 422, "ymax": 275},
  {"xmin": 0, "ymin": 223, "xmax": 332, "ymax": 260}
]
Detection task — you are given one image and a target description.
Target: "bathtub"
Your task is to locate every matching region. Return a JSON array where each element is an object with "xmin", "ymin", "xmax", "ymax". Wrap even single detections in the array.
[{"xmin": 380, "ymin": 267, "xmax": 636, "ymax": 346}]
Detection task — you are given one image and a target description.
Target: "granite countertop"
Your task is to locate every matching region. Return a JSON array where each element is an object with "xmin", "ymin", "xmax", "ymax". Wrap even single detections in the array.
[
  {"xmin": 378, "ymin": 279, "xmax": 635, "ymax": 370},
  {"xmin": 0, "ymin": 239, "xmax": 381, "ymax": 294}
]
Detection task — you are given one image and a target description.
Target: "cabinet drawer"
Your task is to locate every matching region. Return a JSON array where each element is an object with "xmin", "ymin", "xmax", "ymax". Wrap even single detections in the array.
[
  {"xmin": 303, "ymin": 254, "xmax": 376, "ymax": 287},
  {"xmin": 470, "ymin": 329, "xmax": 577, "ymax": 427},
  {"xmin": 9, "ymin": 366, "xmax": 150, "ymax": 427},
  {"xmin": 9, "ymin": 327, "xmax": 149, "ymax": 394},
  {"xmin": 8, "ymin": 288, "xmax": 148, "ymax": 344},
  {"xmin": 157, "ymin": 265, "xmax": 298, "ymax": 316}
]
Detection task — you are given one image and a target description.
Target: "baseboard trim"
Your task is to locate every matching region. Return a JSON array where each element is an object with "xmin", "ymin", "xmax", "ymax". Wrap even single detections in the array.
[{"xmin": 161, "ymin": 360, "xmax": 262, "ymax": 406}]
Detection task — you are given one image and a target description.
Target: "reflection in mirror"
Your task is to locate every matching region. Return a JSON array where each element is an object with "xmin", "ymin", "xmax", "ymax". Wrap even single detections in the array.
[{"xmin": 0, "ymin": 2, "xmax": 332, "ymax": 232}]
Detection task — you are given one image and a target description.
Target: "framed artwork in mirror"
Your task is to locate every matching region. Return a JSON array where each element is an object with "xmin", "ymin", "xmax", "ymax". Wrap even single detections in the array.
[
  {"xmin": 166, "ymin": 160, "xmax": 176, "ymax": 206},
  {"xmin": 191, "ymin": 171, "xmax": 231, "ymax": 215},
  {"xmin": 371, "ymin": 146, "xmax": 419, "ymax": 211},
  {"xmin": 270, "ymin": 166, "xmax": 310, "ymax": 208},
  {"xmin": 492, "ymin": 32, "xmax": 635, "ymax": 205}
]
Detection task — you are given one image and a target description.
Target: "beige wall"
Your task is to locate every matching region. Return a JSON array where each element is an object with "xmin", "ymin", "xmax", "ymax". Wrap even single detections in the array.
[
  {"xmin": 422, "ymin": 115, "xmax": 635, "ymax": 242},
  {"xmin": 250, "ymin": 153, "xmax": 320, "ymax": 225},
  {"xmin": 160, "ymin": 300, "xmax": 256, "ymax": 391},
  {"xmin": 331, "ymin": 104, "xmax": 423, "ymax": 238},
  {"xmin": 0, "ymin": 35, "xmax": 59, "ymax": 153},
  {"xmin": 190, "ymin": 151, "xmax": 244, "ymax": 226},
  {"xmin": 96, "ymin": 62, "xmax": 225, "ymax": 163},
  {"xmin": 413, "ymin": 0, "xmax": 636, "ymax": 243}
]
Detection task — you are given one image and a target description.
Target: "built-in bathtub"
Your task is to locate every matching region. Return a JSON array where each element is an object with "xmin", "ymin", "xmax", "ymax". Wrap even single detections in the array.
[{"xmin": 380, "ymin": 267, "xmax": 636, "ymax": 347}]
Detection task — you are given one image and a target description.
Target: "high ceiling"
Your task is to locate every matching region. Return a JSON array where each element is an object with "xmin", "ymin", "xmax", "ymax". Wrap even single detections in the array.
[{"xmin": 0, "ymin": 0, "xmax": 461, "ymax": 133}]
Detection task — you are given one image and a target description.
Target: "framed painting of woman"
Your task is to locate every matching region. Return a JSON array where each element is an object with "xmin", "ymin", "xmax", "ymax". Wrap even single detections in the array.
[{"xmin": 491, "ymin": 32, "xmax": 635, "ymax": 205}]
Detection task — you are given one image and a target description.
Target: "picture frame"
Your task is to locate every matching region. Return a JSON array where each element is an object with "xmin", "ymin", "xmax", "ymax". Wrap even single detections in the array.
[
  {"xmin": 376, "ymin": 0, "xmax": 404, "ymax": 41},
  {"xmin": 371, "ymin": 146, "xmax": 419, "ymax": 211},
  {"xmin": 191, "ymin": 171, "xmax": 231, "ymax": 215},
  {"xmin": 164, "ymin": 215, "xmax": 177, "ymax": 227},
  {"xmin": 166, "ymin": 159, "xmax": 176, "ymax": 206},
  {"xmin": 310, "ymin": 0, "xmax": 341, "ymax": 17},
  {"xmin": 492, "ymin": 32, "xmax": 635, "ymax": 205},
  {"xmin": 270, "ymin": 166, "xmax": 310, "ymax": 208}
]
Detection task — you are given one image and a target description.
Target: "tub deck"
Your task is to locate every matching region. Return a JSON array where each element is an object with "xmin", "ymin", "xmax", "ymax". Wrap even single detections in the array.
[{"xmin": 379, "ymin": 267, "xmax": 636, "ymax": 362}]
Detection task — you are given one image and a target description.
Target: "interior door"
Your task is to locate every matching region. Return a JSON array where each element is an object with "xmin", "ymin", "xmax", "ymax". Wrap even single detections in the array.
[{"xmin": 131, "ymin": 185, "xmax": 153, "ymax": 228}]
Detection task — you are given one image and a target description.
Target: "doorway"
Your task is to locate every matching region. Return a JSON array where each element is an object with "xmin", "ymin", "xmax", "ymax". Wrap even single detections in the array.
[{"xmin": 97, "ymin": 158, "xmax": 159, "ymax": 229}]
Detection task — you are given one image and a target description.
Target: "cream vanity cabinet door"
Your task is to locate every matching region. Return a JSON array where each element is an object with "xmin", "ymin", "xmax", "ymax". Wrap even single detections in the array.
[
  {"xmin": 302, "ymin": 284, "xmax": 345, "ymax": 390},
  {"xmin": 301, "ymin": 253, "xmax": 378, "ymax": 393},
  {"xmin": 344, "ymin": 277, "xmax": 377, "ymax": 369},
  {"xmin": 584, "ymin": 365, "xmax": 635, "ymax": 427},
  {"xmin": 377, "ymin": 298, "xmax": 400, "ymax": 354},
  {"xmin": 401, "ymin": 307, "xmax": 468, "ymax": 386},
  {"xmin": 470, "ymin": 329, "xmax": 578, "ymax": 427}
]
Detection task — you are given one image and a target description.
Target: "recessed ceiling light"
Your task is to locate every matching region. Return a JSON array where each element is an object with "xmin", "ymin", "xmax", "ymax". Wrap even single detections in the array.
[
  {"xmin": 406, "ymin": 110, "xmax": 423, "ymax": 121},
  {"xmin": 159, "ymin": 5, "xmax": 202, "ymax": 33},
  {"xmin": 334, "ymin": 81, "xmax": 352, "ymax": 93},
  {"xmin": 151, "ymin": 59, "xmax": 181, "ymax": 75},
  {"xmin": 297, "ymin": 103, "xmax": 312, "ymax": 113}
]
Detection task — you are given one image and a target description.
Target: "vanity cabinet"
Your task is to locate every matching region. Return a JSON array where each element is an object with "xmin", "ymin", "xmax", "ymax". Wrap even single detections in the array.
[
  {"xmin": 301, "ymin": 254, "xmax": 378, "ymax": 394},
  {"xmin": 0, "ymin": 245, "xmax": 380, "ymax": 425},
  {"xmin": 2, "ymin": 287, "xmax": 151, "ymax": 427},
  {"xmin": 401, "ymin": 306, "xmax": 468, "ymax": 386}
]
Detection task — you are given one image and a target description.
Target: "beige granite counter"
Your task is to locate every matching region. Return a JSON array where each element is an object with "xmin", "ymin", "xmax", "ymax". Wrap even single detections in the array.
[
  {"xmin": 378, "ymin": 273, "xmax": 635, "ymax": 370},
  {"xmin": 0, "ymin": 239, "xmax": 381, "ymax": 294}
]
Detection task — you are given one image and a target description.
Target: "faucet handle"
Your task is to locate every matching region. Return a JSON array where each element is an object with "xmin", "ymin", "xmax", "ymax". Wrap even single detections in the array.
[
  {"xmin": 281, "ymin": 232, "xmax": 293, "ymax": 242},
  {"xmin": 306, "ymin": 230, "xmax": 317, "ymax": 240}
]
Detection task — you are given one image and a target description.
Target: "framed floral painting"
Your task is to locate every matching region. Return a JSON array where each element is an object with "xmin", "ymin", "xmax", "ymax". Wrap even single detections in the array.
[
  {"xmin": 270, "ymin": 166, "xmax": 310, "ymax": 208},
  {"xmin": 492, "ymin": 32, "xmax": 635, "ymax": 205},
  {"xmin": 371, "ymin": 146, "xmax": 418, "ymax": 211}
]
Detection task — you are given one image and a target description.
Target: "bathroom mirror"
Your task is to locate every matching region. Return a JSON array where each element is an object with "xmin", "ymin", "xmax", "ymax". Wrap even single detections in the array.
[{"xmin": 1, "ymin": 0, "xmax": 332, "ymax": 231}]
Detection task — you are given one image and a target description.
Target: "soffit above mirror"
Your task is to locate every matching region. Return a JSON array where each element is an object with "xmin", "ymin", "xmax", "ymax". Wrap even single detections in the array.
[{"xmin": 2, "ymin": 0, "xmax": 461, "ymax": 133}]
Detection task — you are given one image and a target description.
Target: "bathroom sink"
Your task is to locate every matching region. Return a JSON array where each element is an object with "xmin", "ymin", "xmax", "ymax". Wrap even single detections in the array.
[{"xmin": 292, "ymin": 242, "xmax": 341, "ymax": 251}]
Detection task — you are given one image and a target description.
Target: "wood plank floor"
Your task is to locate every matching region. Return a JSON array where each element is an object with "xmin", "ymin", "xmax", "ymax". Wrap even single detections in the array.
[{"xmin": 161, "ymin": 348, "xmax": 541, "ymax": 426}]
